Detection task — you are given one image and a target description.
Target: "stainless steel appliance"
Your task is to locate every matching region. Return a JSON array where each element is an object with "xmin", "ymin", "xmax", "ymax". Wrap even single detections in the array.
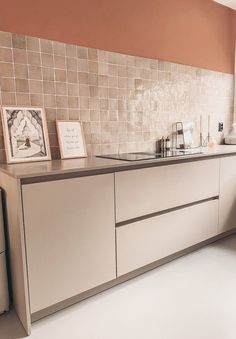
[{"xmin": 97, "ymin": 149, "xmax": 202, "ymax": 161}]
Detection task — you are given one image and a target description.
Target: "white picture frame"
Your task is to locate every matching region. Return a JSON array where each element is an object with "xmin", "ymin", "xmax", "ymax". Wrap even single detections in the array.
[
  {"xmin": 1, "ymin": 106, "xmax": 51, "ymax": 164},
  {"xmin": 56, "ymin": 120, "xmax": 87, "ymax": 159}
]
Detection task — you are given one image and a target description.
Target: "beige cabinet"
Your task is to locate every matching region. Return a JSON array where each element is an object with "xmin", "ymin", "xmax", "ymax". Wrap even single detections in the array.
[
  {"xmin": 115, "ymin": 159, "xmax": 220, "ymax": 222},
  {"xmin": 22, "ymin": 174, "xmax": 116, "ymax": 313},
  {"xmin": 219, "ymin": 156, "xmax": 236, "ymax": 233},
  {"xmin": 116, "ymin": 200, "xmax": 218, "ymax": 276}
]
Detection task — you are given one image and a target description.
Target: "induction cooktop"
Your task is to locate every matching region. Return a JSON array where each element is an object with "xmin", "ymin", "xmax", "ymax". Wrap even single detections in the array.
[{"xmin": 97, "ymin": 150, "xmax": 202, "ymax": 162}]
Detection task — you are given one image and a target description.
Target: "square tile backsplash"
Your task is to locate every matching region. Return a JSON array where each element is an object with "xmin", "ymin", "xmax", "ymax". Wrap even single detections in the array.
[{"xmin": 0, "ymin": 30, "xmax": 234, "ymax": 162}]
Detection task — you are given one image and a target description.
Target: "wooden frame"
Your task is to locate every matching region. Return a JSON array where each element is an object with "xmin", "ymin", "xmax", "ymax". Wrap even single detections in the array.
[
  {"xmin": 56, "ymin": 120, "xmax": 87, "ymax": 159},
  {"xmin": 1, "ymin": 106, "xmax": 51, "ymax": 164}
]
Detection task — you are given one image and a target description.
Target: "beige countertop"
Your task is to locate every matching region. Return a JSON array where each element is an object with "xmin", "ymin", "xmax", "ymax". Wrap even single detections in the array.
[{"xmin": 1, "ymin": 145, "xmax": 236, "ymax": 183}]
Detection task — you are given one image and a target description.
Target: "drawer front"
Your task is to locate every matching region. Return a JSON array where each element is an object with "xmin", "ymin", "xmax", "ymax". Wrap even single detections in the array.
[
  {"xmin": 115, "ymin": 159, "xmax": 220, "ymax": 222},
  {"xmin": 117, "ymin": 200, "xmax": 218, "ymax": 276}
]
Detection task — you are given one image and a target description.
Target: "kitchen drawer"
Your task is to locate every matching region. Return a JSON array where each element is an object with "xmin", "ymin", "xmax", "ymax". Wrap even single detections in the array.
[
  {"xmin": 115, "ymin": 159, "xmax": 219, "ymax": 222},
  {"xmin": 116, "ymin": 199, "xmax": 218, "ymax": 276}
]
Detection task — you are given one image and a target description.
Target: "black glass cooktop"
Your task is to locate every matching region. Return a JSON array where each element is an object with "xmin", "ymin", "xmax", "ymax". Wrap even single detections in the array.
[{"xmin": 97, "ymin": 150, "xmax": 202, "ymax": 162}]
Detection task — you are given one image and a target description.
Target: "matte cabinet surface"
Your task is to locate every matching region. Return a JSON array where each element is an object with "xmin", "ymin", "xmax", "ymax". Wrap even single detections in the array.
[
  {"xmin": 115, "ymin": 159, "xmax": 220, "ymax": 222},
  {"xmin": 22, "ymin": 174, "xmax": 116, "ymax": 313},
  {"xmin": 219, "ymin": 156, "xmax": 236, "ymax": 233},
  {"xmin": 116, "ymin": 200, "xmax": 219, "ymax": 276}
]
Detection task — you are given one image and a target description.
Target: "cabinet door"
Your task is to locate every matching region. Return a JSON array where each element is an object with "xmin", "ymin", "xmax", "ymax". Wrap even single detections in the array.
[
  {"xmin": 117, "ymin": 200, "xmax": 218, "ymax": 276},
  {"xmin": 115, "ymin": 159, "xmax": 220, "ymax": 222},
  {"xmin": 219, "ymin": 156, "xmax": 236, "ymax": 233},
  {"xmin": 22, "ymin": 174, "xmax": 116, "ymax": 313}
]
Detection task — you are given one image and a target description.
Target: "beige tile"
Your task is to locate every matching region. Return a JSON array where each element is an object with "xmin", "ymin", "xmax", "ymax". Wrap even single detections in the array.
[
  {"xmin": 89, "ymin": 98, "xmax": 100, "ymax": 109},
  {"xmin": 98, "ymin": 75, "xmax": 108, "ymax": 87},
  {"xmin": 45, "ymin": 108, "xmax": 57, "ymax": 121},
  {"xmin": 68, "ymin": 96, "xmax": 78, "ymax": 108},
  {"xmin": 53, "ymin": 41, "xmax": 66, "ymax": 56},
  {"xmin": 100, "ymin": 99, "xmax": 108, "ymax": 110},
  {"xmin": 43, "ymin": 81, "xmax": 55, "ymax": 94},
  {"xmin": 42, "ymin": 67, "xmax": 55, "ymax": 81},
  {"xmin": 56, "ymin": 95, "xmax": 68, "ymax": 108},
  {"xmin": 98, "ymin": 62, "xmax": 108, "ymax": 75},
  {"xmin": 12, "ymin": 34, "xmax": 26, "ymax": 49},
  {"xmin": 30, "ymin": 94, "xmax": 43, "ymax": 106},
  {"xmin": 40, "ymin": 39, "xmax": 53, "ymax": 54},
  {"xmin": 27, "ymin": 51, "xmax": 41, "ymax": 65},
  {"xmin": 77, "ymin": 46, "xmax": 88, "ymax": 59},
  {"xmin": 54, "ymin": 56, "xmax": 66, "ymax": 69},
  {"xmin": 88, "ymin": 48, "xmax": 98, "ymax": 61},
  {"xmin": 50, "ymin": 146, "xmax": 60, "ymax": 159},
  {"xmin": 0, "ymin": 47, "xmax": 12, "ymax": 62},
  {"xmin": 0, "ymin": 78, "xmax": 15, "ymax": 92},
  {"xmin": 15, "ymin": 63, "xmax": 28, "ymax": 78},
  {"xmin": 80, "ymin": 110, "xmax": 90, "ymax": 121},
  {"xmin": 0, "ymin": 31, "xmax": 12, "ymax": 48},
  {"xmin": 55, "ymin": 69, "xmax": 67, "ymax": 82},
  {"xmin": 90, "ymin": 110, "xmax": 100, "ymax": 121},
  {"xmin": 1, "ymin": 91, "xmax": 16, "ymax": 105},
  {"xmin": 26, "ymin": 36, "xmax": 40, "ymax": 51},
  {"xmin": 108, "ymin": 76, "xmax": 118, "ymax": 88},
  {"xmin": 66, "ymin": 44, "xmax": 77, "ymax": 57},
  {"xmin": 69, "ymin": 109, "xmax": 80, "ymax": 120},
  {"xmin": 13, "ymin": 49, "xmax": 27, "ymax": 64},
  {"xmin": 16, "ymin": 93, "xmax": 30, "ymax": 105},
  {"xmin": 66, "ymin": 57, "xmax": 77, "ymax": 71},
  {"xmin": 28, "ymin": 65, "xmax": 42, "ymax": 80},
  {"xmin": 88, "ymin": 73, "xmax": 98, "ymax": 86},
  {"xmin": 78, "ymin": 72, "xmax": 89, "ymax": 84},
  {"xmin": 15, "ymin": 79, "xmax": 29, "ymax": 92},
  {"xmin": 44, "ymin": 94, "xmax": 56, "ymax": 107},
  {"xmin": 55, "ymin": 82, "xmax": 67, "ymax": 95},
  {"xmin": 79, "ymin": 97, "xmax": 89, "ymax": 109},
  {"xmin": 98, "ymin": 87, "xmax": 108, "ymax": 98},
  {"xmin": 67, "ymin": 71, "xmax": 77, "ymax": 83},
  {"xmin": 88, "ymin": 61, "xmax": 98, "ymax": 73},
  {"xmin": 118, "ymin": 65, "xmax": 127, "ymax": 77},
  {"xmin": 41, "ymin": 53, "xmax": 54, "ymax": 67},
  {"xmin": 89, "ymin": 86, "xmax": 99, "ymax": 97},
  {"xmin": 78, "ymin": 59, "xmax": 88, "ymax": 72},
  {"xmin": 68, "ymin": 83, "xmax": 79, "ymax": 96},
  {"xmin": 108, "ymin": 64, "xmax": 118, "ymax": 76},
  {"xmin": 29, "ymin": 80, "xmax": 43, "ymax": 94},
  {"xmin": 56, "ymin": 108, "xmax": 68, "ymax": 120}
]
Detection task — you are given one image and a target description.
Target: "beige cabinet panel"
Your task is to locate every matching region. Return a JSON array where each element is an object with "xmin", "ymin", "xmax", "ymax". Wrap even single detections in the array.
[
  {"xmin": 115, "ymin": 159, "xmax": 220, "ymax": 222},
  {"xmin": 117, "ymin": 200, "xmax": 218, "ymax": 276},
  {"xmin": 219, "ymin": 156, "xmax": 236, "ymax": 233},
  {"xmin": 22, "ymin": 174, "xmax": 116, "ymax": 313}
]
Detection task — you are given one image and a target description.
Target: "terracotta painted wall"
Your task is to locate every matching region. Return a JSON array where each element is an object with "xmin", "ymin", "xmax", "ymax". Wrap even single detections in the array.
[{"xmin": 0, "ymin": 0, "xmax": 234, "ymax": 73}]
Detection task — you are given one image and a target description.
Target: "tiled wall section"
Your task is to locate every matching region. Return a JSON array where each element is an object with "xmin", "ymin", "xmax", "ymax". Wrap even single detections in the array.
[{"xmin": 0, "ymin": 31, "xmax": 234, "ymax": 162}]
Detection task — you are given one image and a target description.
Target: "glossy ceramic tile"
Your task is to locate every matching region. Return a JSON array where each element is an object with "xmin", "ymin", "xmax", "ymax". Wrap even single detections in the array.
[{"xmin": 0, "ymin": 32, "xmax": 234, "ymax": 162}]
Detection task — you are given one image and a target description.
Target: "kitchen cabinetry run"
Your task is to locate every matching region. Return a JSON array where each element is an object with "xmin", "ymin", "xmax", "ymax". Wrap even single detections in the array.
[
  {"xmin": 219, "ymin": 156, "xmax": 236, "ymax": 233},
  {"xmin": 22, "ymin": 174, "xmax": 116, "ymax": 313}
]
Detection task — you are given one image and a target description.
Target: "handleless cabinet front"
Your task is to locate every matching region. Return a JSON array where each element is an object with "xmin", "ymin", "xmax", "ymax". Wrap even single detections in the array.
[
  {"xmin": 219, "ymin": 156, "xmax": 236, "ymax": 233},
  {"xmin": 22, "ymin": 174, "xmax": 116, "ymax": 313},
  {"xmin": 115, "ymin": 159, "xmax": 220, "ymax": 222}
]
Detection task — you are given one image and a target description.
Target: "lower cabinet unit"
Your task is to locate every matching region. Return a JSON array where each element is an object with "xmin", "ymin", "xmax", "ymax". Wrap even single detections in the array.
[
  {"xmin": 219, "ymin": 156, "xmax": 236, "ymax": 233},
  {"xmin": 22, "ymin": 174, "xmax": 116, "ymax": 314},
  {"xmin": 116, "ymin": 200, "xmax": 219, "ymax": 276}
]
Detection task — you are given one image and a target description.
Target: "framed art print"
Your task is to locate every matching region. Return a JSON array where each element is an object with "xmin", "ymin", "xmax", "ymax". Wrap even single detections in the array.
[
  {"xmin": 1, "ymin": 106, "xmax": 51, "ymax": 164},
  {"xmin": 56, "ymin": 120, "xmax": 87, "ymax": 159}
]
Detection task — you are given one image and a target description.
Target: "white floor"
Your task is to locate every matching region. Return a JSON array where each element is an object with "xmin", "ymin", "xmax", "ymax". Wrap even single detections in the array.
[{"xmin": 1, "ymin": 234, "xmax": 236, "ymax": 339}]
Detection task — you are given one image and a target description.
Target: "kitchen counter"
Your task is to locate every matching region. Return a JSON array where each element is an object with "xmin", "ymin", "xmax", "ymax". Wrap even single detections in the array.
[{"xmin": 1, "ymin": 145, "xmax": 236, "ymax": 183}]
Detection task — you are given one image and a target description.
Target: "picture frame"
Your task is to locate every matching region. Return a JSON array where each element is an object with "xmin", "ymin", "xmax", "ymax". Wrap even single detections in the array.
[
  {"xmin": 1, "ymin": 106, "xmax": 51, "ymax": 164},
  {"xmin": 56, "ymin": 120, "xmax": 87, "ymax": 159}
]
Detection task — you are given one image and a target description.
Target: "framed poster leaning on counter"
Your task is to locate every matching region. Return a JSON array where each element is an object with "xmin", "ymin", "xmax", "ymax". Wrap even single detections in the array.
[{"xmin": 56, "ymin": 120, "xmax": 87, "ymax": 159}]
